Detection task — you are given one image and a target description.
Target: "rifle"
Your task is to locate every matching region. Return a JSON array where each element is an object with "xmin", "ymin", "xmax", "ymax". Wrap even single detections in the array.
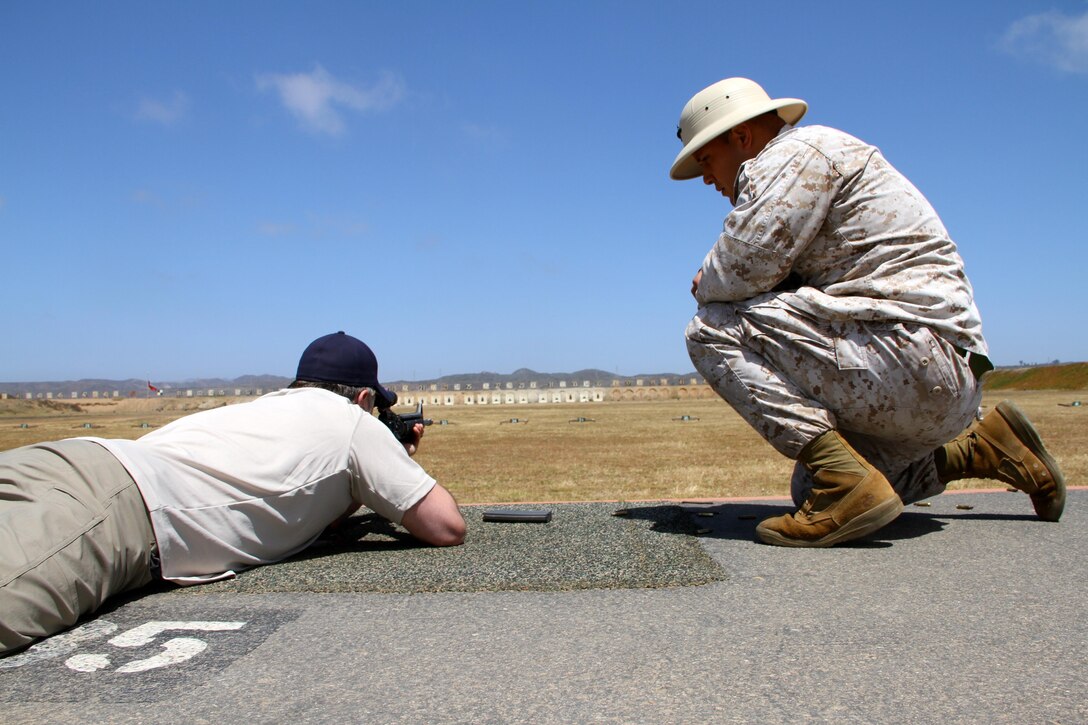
[{"xmin": 378, "ymin": 403, "xmax": 433, "ymax": 443}]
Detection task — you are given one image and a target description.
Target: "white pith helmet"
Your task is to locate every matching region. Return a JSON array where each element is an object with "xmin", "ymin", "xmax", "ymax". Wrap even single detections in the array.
[{"xmin": 670, "ymin": 77, "xmax": 807, "ymax": 180}]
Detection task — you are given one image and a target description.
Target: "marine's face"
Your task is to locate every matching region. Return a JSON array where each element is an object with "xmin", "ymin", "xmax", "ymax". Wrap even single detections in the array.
[{"xmin": 693, "ymin": 132, "xmax": 746, "ymax": 204}]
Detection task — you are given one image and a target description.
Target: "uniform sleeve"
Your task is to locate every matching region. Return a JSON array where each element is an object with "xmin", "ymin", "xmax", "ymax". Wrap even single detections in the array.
[
  {"xmin": 695, "ymin": 139, "xmax": 839, "ymax": 304},
  {"xmin": 348, "ymin": 416, "xmax": 436, "ymax": 524}
]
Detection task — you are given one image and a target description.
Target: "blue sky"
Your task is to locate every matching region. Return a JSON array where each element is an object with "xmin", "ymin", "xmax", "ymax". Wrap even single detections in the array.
[{"xmin": 2, "ymin": 1, "xmax": 1087, "ymax": 383}]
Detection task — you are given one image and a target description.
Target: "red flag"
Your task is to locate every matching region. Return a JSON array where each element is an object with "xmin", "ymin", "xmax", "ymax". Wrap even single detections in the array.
[{"xmin": 148, "ymin": 381, "xmax": 159, "ymax": 393}]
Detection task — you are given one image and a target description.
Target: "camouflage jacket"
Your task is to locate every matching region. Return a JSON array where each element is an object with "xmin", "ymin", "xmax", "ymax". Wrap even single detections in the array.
[{"xmin": 696, "ymin": 124, "xmax": 988, "ymax": 356}]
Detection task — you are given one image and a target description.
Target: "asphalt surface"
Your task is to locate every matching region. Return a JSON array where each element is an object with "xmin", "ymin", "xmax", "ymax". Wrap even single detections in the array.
[{"xmin": 2, "ymin": 488, "xmax": 1085, "ymax": 724}]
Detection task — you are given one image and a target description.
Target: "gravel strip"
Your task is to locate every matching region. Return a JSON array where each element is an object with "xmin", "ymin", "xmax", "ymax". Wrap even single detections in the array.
[{"xmin": 168, "ymin": 502, "xmax": 727, "ymax": 595}]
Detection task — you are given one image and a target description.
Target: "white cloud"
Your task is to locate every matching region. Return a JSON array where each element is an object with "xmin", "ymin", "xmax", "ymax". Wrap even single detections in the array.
[
  {"xmin": 257, "ymin": 222, "xmax": 297, "ymax": 237},
  {"xmin": 256, "ymin": 65, "xmax": 405, "ymax": 136},
  {"xmin": 131, "ymin": 189, "xmax": 163, "ymax": 207},
  {"xmin": 129, "ymin": 188, "xmax": 201, "ymax": 211},
  {"xmin": 306, "ymin": 214, "xmax": 369, "ymax": 239},
  {"xmin": 1000, "ymin": 8, "xmax": 1088, "ymax": 73},
  {"xmin": 415, "ymin": 234, "xmax": 442, "ymax": 251},
  {"xmin": 256, "ymin": 216, "xmax": 368, "ymax": 239},
  {"xmin": 135, "ymin": 90, "xmax": 190, "ymax": 125},
  {"xmin": 462, "ymin": 121, "xmax": 508, "ymax": 147}
]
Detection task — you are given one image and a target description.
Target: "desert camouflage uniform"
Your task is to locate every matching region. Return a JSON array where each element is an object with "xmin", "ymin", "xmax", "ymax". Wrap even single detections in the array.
[{"xmin": 685, "ymin": 125, "xmax": 989, "ymax": 505}]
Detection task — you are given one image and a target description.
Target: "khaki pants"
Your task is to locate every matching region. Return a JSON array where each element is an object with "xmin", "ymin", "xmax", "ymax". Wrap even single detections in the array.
[
  {"xmin": 686, "ymin": 293, "xmax": 983, "ymax": 506},
  {"xmin": 0, "ymin": 440, "xmax": 156, "ymax": 654}
]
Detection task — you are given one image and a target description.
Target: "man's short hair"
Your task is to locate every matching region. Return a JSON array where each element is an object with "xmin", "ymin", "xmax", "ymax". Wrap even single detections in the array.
[
  {"xmin": 708, "ymin": 110, "xmax": 784, "ymax": 146},
  {"xmin": 288, "ymin": 379, "xmax": 375, "ymax": 403},
  {"xmin": 753, "ymin": 108, "xmax": 788, "ymax": 127},
  {"xmin": 732, "ymin": 109, "xmax": 785, "ymax": 135}
]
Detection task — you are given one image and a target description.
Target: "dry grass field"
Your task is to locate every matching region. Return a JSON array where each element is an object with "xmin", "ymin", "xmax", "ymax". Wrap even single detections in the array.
[{"xmin": 0, "ymin": 389, "xmax": 1082, "ymax": 504}]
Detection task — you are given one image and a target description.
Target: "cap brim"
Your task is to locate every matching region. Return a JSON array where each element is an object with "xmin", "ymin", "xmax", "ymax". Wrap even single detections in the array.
[{"xmin": 669, "ymin": 99, "xmax": 808, "ymax": 180}]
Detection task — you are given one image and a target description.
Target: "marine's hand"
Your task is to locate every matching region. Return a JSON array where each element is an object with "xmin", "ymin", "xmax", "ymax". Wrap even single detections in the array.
[{"xmin": 691, "ymin": 269, "xmax": 703, "ymax": 299}]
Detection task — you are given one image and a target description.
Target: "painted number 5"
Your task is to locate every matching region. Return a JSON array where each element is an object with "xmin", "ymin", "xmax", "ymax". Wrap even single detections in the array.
[
  {"xmin": 66, "ymin": 621, "xmax": 246, "ymax": 673},
  {"xmin": 0, "ymin": 619, "xmax": 245, "ymax": 674}
]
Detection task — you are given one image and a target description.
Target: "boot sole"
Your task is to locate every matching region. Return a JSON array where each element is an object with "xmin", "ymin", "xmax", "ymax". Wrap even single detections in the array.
[
  {"xmin": 756, "ymin": 495, "xmax": 904, "ymax": 548},
  {"xmin": 995, "ymin": 400, "xmax": 1066, "ymax": 521}
]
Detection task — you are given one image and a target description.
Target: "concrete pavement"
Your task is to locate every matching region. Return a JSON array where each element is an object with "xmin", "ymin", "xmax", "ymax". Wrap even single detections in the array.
[{"xmin": 2, "ymin": 488, "xmax": 1085, "ymax": 724}]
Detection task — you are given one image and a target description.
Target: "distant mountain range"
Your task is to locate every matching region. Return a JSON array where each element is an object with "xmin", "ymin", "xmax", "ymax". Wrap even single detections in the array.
[
  {"xmin": 8, "ymin": 362, "xmax": 1081, "ymax": 399},
  {"xmin": 0, "ymin": 375, "xmax": 293, "ymax": 398},
  {"xmin": 389, "ymin": 368, "xmax": 699, "ymax": 388},
  {"xmin": 0, "ymin": 368, "xmax": 702, "ymax": 397}
]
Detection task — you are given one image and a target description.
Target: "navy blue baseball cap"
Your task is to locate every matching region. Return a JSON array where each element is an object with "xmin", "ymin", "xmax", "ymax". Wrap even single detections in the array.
[{"xmin": 296, "ymin": 331, "xmax": 398, "ymax": 407}]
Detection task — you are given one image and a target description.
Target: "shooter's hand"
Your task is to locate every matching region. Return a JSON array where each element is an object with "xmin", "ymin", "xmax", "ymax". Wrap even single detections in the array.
[
  {"xmin": 403, "ymin": 422, "xmax": 424, "ymax": 457},
  {"xmin": 326, "ymin": 502, "xmax": 362, "ymax": 532}
]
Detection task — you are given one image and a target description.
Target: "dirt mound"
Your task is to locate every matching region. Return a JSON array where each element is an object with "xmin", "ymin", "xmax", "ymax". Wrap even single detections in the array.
[
  {"xmin": 0, "ymin": 399, "xmax": 85, "ymax": 416},
  {"xmin": 0, "ymin": 396, "xmax": 251, "ymax": 418},
  {"xmin": 110, "ymin": 397, "xmax": 249, "ymax": 414}
]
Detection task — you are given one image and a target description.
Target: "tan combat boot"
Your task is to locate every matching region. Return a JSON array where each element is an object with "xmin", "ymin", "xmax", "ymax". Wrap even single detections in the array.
[
  {"xmin": 936, "ymin": 400, "xmax": 1065, "ymax": 521},
  {"xmin": 757, "ymin": 431, "xmax": 904, "ymax": 547}
]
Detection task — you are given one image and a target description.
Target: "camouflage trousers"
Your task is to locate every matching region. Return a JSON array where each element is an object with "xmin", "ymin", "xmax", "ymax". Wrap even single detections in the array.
[{"xmin": 685, "ymin": 292, "xmax": 983, "ymax": 505}]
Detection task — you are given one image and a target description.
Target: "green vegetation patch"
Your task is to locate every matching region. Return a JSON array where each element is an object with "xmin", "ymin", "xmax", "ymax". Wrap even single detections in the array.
[{"xmin": 984, "ymin": 362, "xmax": 1088, "ymax": 391}]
